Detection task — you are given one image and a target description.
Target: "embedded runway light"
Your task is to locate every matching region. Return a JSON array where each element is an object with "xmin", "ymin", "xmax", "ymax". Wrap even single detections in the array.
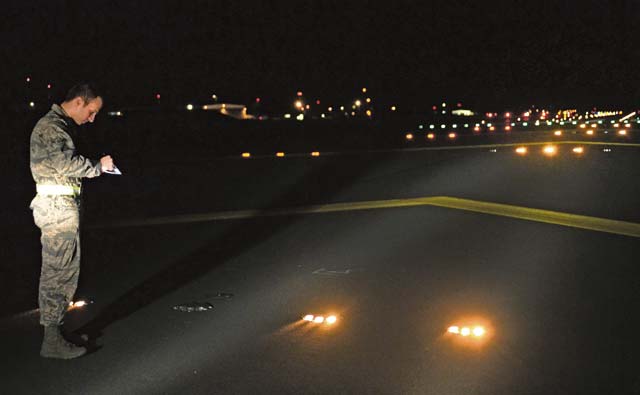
[
  {"xmin": 618, "ymin": 130, "xmax": 627, "ymax": 136},
  {"xmin": 472, "ymin": 326, "xmax": 486, "ymax": 337},
  {"xmin": 448, "ymin": 132, "xmax": 456, "ymax": 139},
  {"xmin": 504, "ymin": 125, "xmax": 511, "ymax": 131},
  {"xmin": 313, "ymin": 316, "xmax": 325, "ymax": 324},
  {"xmin": 489, "ymin": 126, "xmax": 495, "ymax": 131},
  {"xmin": 276, "ymin": 152, "xmax": 285, "ymax": 157},
  {"xmin": 473, "ymin": 126, "xmax": 480, "ymax": 132},
  {"xmin": 186, "ymin": 104, "xmax": 194, "ymax": 111},
  {"xmin": 406, "ymin": 133, "xmax": 414, "ymax": 140},
  {"xmin": 515, "ymin": 146, "xmax": 527, "ymax": 155},
  {"xmin": 572, "ymin": 147, "xmax": 584, "ymax": 154},
  {"xmin": 579, "ymin": 124, "xmax": 586, "ymax": 128},
  {"xmin": 542, "ymin": 145, "xmax": 557, "ymax": 156},
  {"xmin": 448, "ymin": 326, "xmax": 460, "ymax": 334},
  {"xmin": 311, "ymin": 151, "xmax": 320, "ymax": 157},
  {"xmin": 242, "ymin": 152, "xmax": 251, "ymax": 158},
  {"xmin": 460, "ymin": 327, "xmax": 471, "ymax": 336},
  {"xmin": 303, "ymin": 315, "xmax": 315, "ymax": 322},
  {"xmin": 554, "ymin": 130, "xmax": 562, "ymax": 136},
  {"xmin": 586, "ymin": 130, "xmax": 594, "ymax": 135},
  {"xmin": 427, "ymin": 133, "xmax": 435, "ymax": 140},
  {"xmin": 603, "ymin": 148, "xmax": 612, "ymax": 152},
  {"xmin": 326, "ymin": 316, "xmax": 337, "ymax": 324}
]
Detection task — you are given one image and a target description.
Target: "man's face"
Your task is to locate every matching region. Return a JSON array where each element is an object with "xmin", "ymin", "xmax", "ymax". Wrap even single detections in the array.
[{"xmin": 73, "ymin": 97, "xmax": 103, "ymax": 125}]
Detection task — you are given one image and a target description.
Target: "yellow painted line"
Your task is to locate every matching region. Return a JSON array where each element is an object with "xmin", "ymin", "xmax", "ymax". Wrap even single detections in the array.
[
  {"xmin": 423, "ymin": 197, "xmax": 640, "ymax": 238},
  {"xmin": 91, "ymin": 196, "xmax": 640, "ymax": 238}
]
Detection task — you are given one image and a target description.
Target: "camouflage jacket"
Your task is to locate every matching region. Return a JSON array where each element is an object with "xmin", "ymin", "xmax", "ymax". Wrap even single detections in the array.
[{"xmin": 30, "ymin": 104, "xmax": 102, "ymax": 196}]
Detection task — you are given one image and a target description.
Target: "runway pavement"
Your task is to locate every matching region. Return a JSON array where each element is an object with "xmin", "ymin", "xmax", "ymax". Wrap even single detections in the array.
[{"xmin": 2, "ymin": 137, "xmax": 639, "ymax": 394}]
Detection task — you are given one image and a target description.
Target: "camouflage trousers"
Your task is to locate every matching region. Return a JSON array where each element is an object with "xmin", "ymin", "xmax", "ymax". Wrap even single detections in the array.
[{"xmin": 30, "ymin": 195, "xmax": 81, "ymax": 326}]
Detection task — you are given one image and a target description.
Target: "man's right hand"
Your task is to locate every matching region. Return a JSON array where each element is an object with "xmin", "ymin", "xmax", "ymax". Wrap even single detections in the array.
[{"xmin": 100, "ymin": 155, "xmax": 114, "ymax": 172}]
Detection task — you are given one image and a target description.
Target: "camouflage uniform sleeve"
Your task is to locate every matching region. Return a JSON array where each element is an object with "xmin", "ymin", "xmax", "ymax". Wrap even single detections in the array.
[{"xmin": 32, "ymin": 124, "xmax": 102, "ymax": 179}]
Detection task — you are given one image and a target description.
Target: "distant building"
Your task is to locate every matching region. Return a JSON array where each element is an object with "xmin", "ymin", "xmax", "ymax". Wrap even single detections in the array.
[{"xmin": 202, "ymin": 103, "xmax": 254, "ymax": 120}]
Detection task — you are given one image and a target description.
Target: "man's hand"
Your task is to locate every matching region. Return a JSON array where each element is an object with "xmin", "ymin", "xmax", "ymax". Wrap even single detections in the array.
[{"xmin": 100, "ymin": 155, "xmax": 114, "ymax": 172}]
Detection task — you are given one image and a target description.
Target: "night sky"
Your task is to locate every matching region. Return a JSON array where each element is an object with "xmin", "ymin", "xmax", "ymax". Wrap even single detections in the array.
[{"xmin": 4, "ymin": 0, "xmax": 640, "ymax": 111}]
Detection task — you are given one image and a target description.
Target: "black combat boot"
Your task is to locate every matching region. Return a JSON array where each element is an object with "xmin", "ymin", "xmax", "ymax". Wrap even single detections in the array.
[{"xmin": 40, "ymin": 325, "xmax": 87, "ymax": 359}]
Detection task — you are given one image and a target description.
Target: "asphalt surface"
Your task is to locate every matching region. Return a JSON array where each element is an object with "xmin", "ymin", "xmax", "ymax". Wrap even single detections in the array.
[{"xmin": 2, "ymin": 133, "xmax": 640, "ymax": 394}]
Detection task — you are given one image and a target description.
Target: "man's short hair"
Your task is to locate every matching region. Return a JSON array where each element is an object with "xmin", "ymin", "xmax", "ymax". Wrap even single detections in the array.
[{"xmin": 64, "ymin": 83, "xmax": 101, "ymax": 104}]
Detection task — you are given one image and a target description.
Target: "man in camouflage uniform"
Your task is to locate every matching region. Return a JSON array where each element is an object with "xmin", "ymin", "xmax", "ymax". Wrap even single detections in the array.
[{"xmin": 29, "ymin": 83, "xmax": 114, "ymax": 359}]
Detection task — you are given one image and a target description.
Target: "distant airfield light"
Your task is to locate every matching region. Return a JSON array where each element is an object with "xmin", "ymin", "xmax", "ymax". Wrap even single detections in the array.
[
  {"xmin": 26, "ymin": 76, "xmax": 31, "ymax": 82},
  {"xmin": 47, "ymin": 83, "xmax": 52, "ymax": 89},
  {"xmin": 504, "ymin": 125, "xmax": 511, "ymax": 131},
  {"xmin": 155, "ymin": 93, "xmax": 161, "ymax": 100},
  {"xmin": 276, "ymin": 152, "xmax": 285, "ymax": 157},
  {"xmin": 391, "ymin": 106, "xmax": 397, "ymax": 111},
  {"xmin": 340, "ymin": 106, "xmax": 345, "ymax": 111},
  {"xmin": 489, "ymin": 126, "xmax": 495, "ymax": 131},
  {"xmin": 625, "ymin": 123, "xmax": 631, "ymax": 128},
  {"xmin": 362, "ymin": 87, "xmax": 367, "ymax": 93},
  {"xmin": 579, "ymin": 124, "xmax": 586, "ymax": 128},
  {"xmin": 313, "ymin": 316, "xmax": 325, "ymax": 324},
  {"xmin": 297, "ymin": 91, "xmax": 303, "ymax": 97},
  {"xmin": 305, "ymin": 104, "xmax": 310, "ymax": 110},
  {"xmin": 473, "ymin": 126, "xmax": 480, "ymax": 132},
  {"xmin": 366, "ymin": 110, "xmax": 372, "ymax": 117},
  {"xmin": 186, "ymin": 104, "xmax": 194, "ymax": 111},
  {"xmin": 460, "ymin": 327, "xmax": 471, "ymax": 337},
  {"xmin": 613, "ymin": 123, "xmax": 619, "ymax": 127},
  {"xmin": 355, "ymin": 100, "xmax": 362, "ymax": 107},
  {"xmin": 603, "ymin": 148, "xmax": 612, "ymax": 152},
  {"xmin": 256, "ymin": 97, "xmax": 261, "ymax": 103},
  {"xmin": 326, "ymin": 315, "xmax": 338, "ymax": 325},
  {"xmin": 515, "ymin": 146, "xmax": 527, "ymax": 155},
  {"xmin": 242, "ymin": 152, "xmax": 251, "ymax": 158},
  {"xmin": 406, "ymin": 133, "xmax": 414, "ymax": 141},
  {"xmin": 296, "ymin": 114, "xmax": 305, "ymax": 121},
  {"xmin": 284, "ymin": 114, "xmax": 291, "ymax": 119},
  {"xmin": 554, "ymin": 130, "xmax": 563, "ymax": 136},
  {"xmin": 29, "ymin": 102, "xmax": 35, "ymax": 107},
  {"xmin": 427, "ymin": 133, "xmax": 435, "ymax": 140},
  {"xmin": 315, "ymin": 99, "xmax": 320, "ymax": 105},
  {"xmin": 586, "ymin": 130, "xmax": 594, "ymax": 135},
  {"xmin": 295, "ymin": 100, "xmax": 303, "ymax": 109},
  {"xmin": 543, "ymin": 145, "xmax": 557, "ymax": 156},
  {"xmin": 442, "ymin": 102, "xmax": 447, "ymax": 107},
  {"xmin": 328, "ymin": 107, "xmax": 333, "ymax": 112},
  {"xmin": 366, "ymin": 97, "xmax": 371, "ymax": 103},
  {"xmin": 430, "ymin": 124, "xmax": 435, "ymax": 129},
  {"xmin": 212, "ymin": 94, "xmax": 218, "ymax": 101},
  {"xmin": 448, "ymin": 326, "xmax": 460, "ymax": 334},
  {"xmin": 448, "ymin": 132, "xmax": 456, "ymax": 139},
  {"xmin": 618, "ymin": 130, "xmax": 627, "ymax": 136},
  {"xmin": 311, "ymin": 151, "xmax": 320, "ymax": 157},
  {"xmin": 441, "ymin": 124, "xmax": 446, "ymax": 129},
  {"xmin": 303, "ymin": 315, "xmax": 315, "ymax": 322},
  {"xmin": 572, "ymin": 147, "xmax": 584, "ymax": 154}
]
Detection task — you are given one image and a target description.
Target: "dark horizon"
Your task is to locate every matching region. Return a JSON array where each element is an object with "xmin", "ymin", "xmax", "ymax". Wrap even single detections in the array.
[{"xmin": 4, "ymin": 0, "xmax": 640, "ymax": 111}]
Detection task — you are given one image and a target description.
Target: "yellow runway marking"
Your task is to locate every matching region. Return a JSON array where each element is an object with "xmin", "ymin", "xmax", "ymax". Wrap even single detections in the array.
[{"xmin": 93, "ymin": 196, "xmax": 640, "ymax": 238}]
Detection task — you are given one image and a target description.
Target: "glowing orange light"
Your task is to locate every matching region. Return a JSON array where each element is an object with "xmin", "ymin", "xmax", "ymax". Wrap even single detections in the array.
[
  {"xmin": 303, "ymin": 315, "xmax": 314, "ymax": 321},
  {"xmin": 579, "ymin": 124, "xmax": 586, "ymax": 128},
  {"xmin": 554, "ymin": 130, "xmax": 562, "ymax": 136},
  {"xmin": 326, "ymin": 316, "xmax": 337, "ymax": 324},
  {"xmin": 515, "ymin": 146, "xmax": 527, "ymax": 155},
  {"xmin": 427, "ymin": 133, "xmax": 435, "ymax": 140},
  {"xmin": 460, "ymin": 327, "xmax": 471, "ymax": 336},
  {"xmin": 313, "ymin": 316, "xmax": 325, "ymax": 324},
  {"xmin": 572, "ymin": 147, "xmax": 584, "ymax": 154},
  {"xmin": 448, "ymin": 132, "xmax": 456, "ymax": 139},
  {"xmin": 311, "ymin": 151, "xmax": 320, "ymax": 157},
  {"xmin": 406, "ymin": 133, "xmax": 414, "ymax": 140},
  {"xmin": 448, "ymin": 326, "xmax": 460, "ymax": 334},
  {"xmin": 504, "ymin": 125, "xmax": 511, "ymax": 131},
  {"xmin": 489, "ymin": 126, "xmax": 495, "ymax": 131},
  {"xmin": 242, "ymin": 152, "xmax": 251, "ymax": 158},
  {"xmin": 542, "ymin": 145, "xmax": 557, "ymax": 156},
  {"xmin": 472, "ymin": 326, "xmax": 486, "ymax": 337},
  {"xmin": 276, "ymin": 152, "xmax": 285, "ymax": 157},
  {"xmin": 618, "ymin": 130, "xmax": 627, "ymax": 136},
  {"xmin": 473, "ymin": 126, "xmax": 480, "ymax": 132},
  {"xmin": 586, "ymin": 130, "xmax": 594, "ymax": 135}
]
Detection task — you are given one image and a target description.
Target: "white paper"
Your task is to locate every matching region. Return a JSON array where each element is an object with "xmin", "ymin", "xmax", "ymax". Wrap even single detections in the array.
[{"xmin": 104, "ymin": 165, "xmax": 122, "ymax": 175}]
